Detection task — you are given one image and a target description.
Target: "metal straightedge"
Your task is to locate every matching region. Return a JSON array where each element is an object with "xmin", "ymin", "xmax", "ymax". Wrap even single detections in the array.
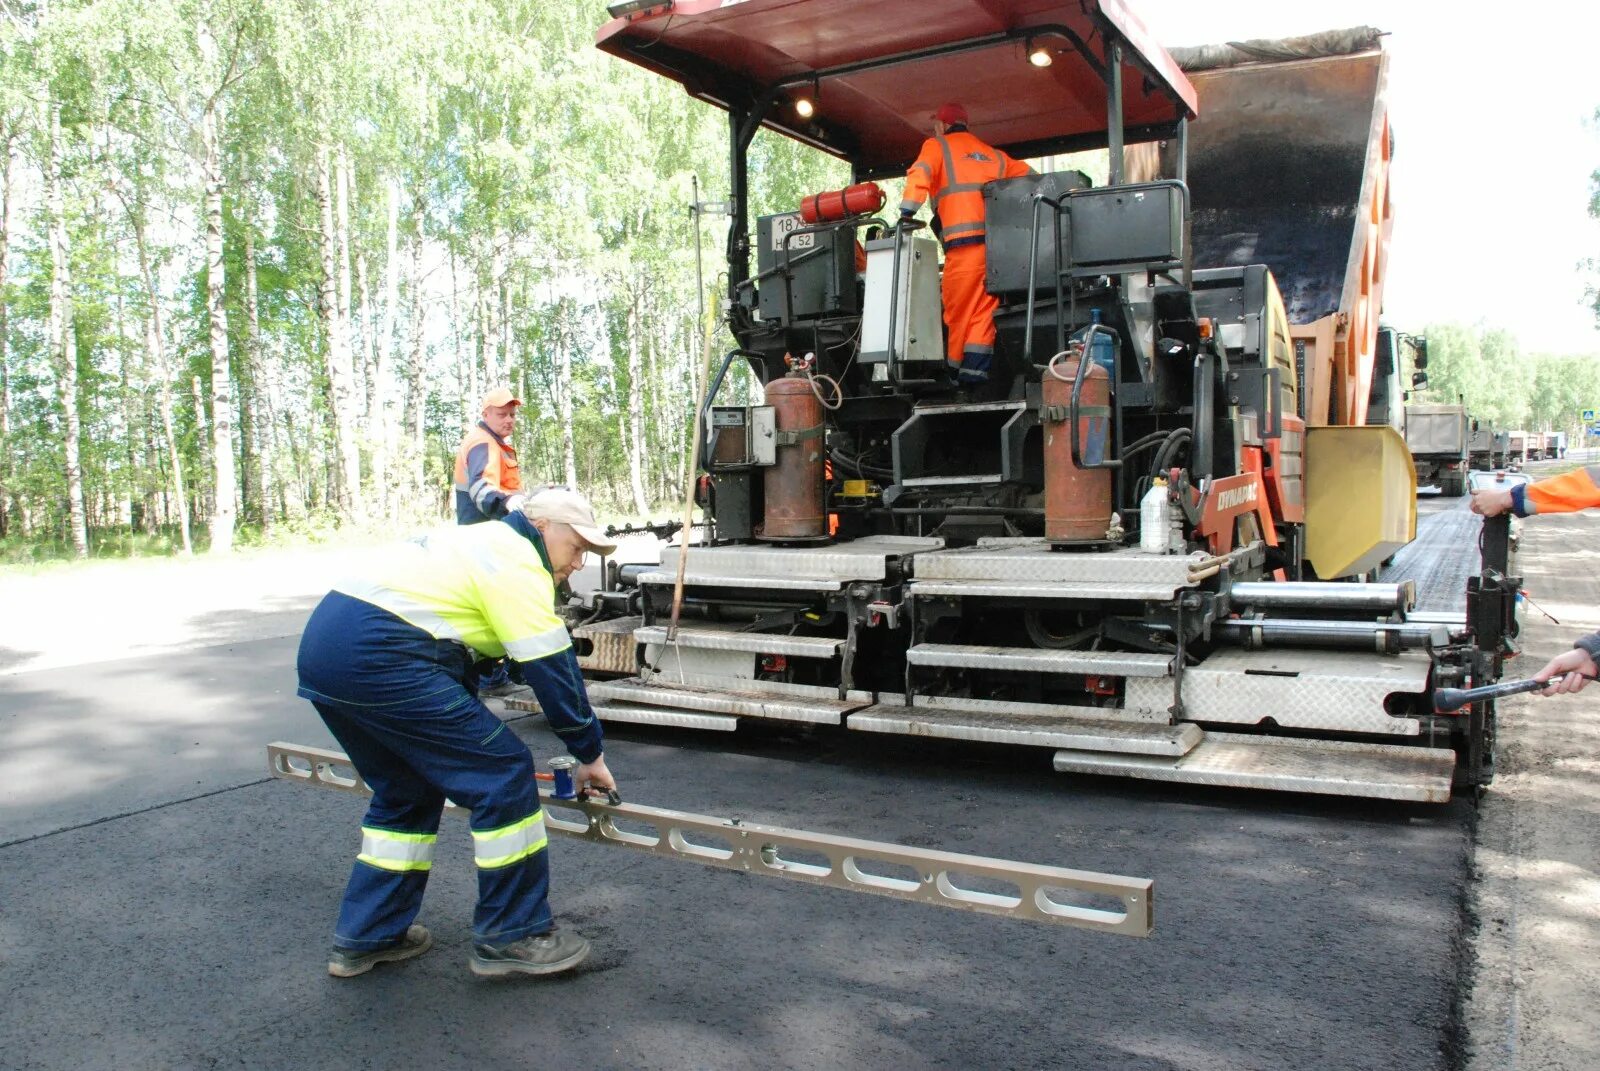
[{"xmin": 267, "ymin": 742, "xmax": 1153, "ymax": 935}]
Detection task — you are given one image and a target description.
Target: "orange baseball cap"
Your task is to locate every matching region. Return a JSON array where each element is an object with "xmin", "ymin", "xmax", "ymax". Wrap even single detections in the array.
[{"xmin": 480, "ymin": 387, "xmax": 522, "ymax": 410}]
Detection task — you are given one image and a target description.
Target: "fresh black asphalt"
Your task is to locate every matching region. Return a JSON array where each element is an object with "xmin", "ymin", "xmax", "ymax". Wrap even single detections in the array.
[{"xmin": 2, "ymin": 502, "xmax": 1479, "ymax": 1070}]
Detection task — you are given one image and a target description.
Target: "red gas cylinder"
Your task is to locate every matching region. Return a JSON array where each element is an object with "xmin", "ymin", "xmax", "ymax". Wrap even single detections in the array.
[
  {"xmin": 760, "ymin": 362, "xmax": 826, "ymax": 542},
  {"xmin": 800, "ymin": 182, "xmax": 886, "ymax": 224},
  {"xmin": 1042, "ymin": 353, "xmax": 1113, "ymax": 544}
]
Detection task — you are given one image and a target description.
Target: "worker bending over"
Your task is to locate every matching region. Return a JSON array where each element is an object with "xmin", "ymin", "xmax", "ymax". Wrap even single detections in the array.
[
  {"xmin": 900, "ymin": 102, "xmax": 1032, "ymax": 385},
  {"xmin": 297, "ymin": 488, "xmax": 617, "ymax": 979},
  {"xmin": 1471, "ymin": 464, "xmax": 1600, "ymax": 519}
]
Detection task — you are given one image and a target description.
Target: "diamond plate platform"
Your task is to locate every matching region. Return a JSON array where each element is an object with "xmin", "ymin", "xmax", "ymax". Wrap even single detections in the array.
[
  {"xmin": 587, "ymin": 678, "xmax": 870, "ymax": 725},
  {"xmin": 1052, "ymin": 732, "xmax": 1456, "ymax": 803},
  {"xmin": 637, "ymin": 571, "xmax": 847, "ymax": 592},
  {"xmin": 907, "ymin": 580, "xmax": 1187, "ymax": 601},
  {"xmin": 590, "ymin": 702, "xmax": 738, "ymax": 732},
  {"xmin": 1177, "ymin": 649, "xmax": 1429, "ymax": 736},
  {"xmin": 912, "ymin": 542, "xmax": 1212, "ymax": 586},
  {"xmin": 574, "ymin": 614, "xmax": 642, "ymax": 674},
  {"xmin": 850, "ymin": 704, "xmax": 1202, "ymax": 756},
  {"xmin": 654, "ymin": 536, "xmax": 943, "ymax": 585},
  {"xmin": 907, "ymin": 644, "xmax": 1173, "ymax": 677},
  {"xmin": 911, "ymin": 693, "xmax": 1169, "ymax": 726},
  {"xmin": 635, "ymin": 625, "xmax": 841, "ymax": 659}
]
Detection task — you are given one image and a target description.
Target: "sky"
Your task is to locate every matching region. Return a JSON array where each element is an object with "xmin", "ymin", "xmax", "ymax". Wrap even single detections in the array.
[{"xmin": 1134, "ymin": 0, "xmax": 1600, "ymax": 356}]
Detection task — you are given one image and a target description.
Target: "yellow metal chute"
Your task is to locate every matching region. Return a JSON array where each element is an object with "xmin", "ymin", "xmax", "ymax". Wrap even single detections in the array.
[{"xmin": 1304, "ymin": 426, "xmax": 1416, "ymax": 579}]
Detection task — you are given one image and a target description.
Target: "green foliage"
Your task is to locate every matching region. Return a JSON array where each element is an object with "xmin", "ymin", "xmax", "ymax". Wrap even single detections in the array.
[{"xmin": 1419, "ymin": 321, "xmax": 1600, "ymax": 431}]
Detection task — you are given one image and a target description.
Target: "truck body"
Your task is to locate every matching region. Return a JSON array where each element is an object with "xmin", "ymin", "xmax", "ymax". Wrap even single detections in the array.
[
  {"xmin": 1406, "ymin": 403, "xmax": 1470, "ymax": 495},
  {"xmin": 1545, "ymin": 431, "xmax": 1566, "ymax": 459},
  {"xmin": 1507, "ymin": 430, "xmax": 1529, "ymax": 468},
  {"xmin": 587, "ymin": 2, "xmax": 1510, "ymax": 803},
  {"xmin": 1468, "ymin": 421, "xmax": 1509, "ymax": 470}
]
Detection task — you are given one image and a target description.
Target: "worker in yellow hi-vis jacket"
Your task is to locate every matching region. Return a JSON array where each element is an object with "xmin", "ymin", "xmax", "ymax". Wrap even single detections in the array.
[{"xmin": 296, "ymin": 488, "xmax": 617, "ymax": 980}]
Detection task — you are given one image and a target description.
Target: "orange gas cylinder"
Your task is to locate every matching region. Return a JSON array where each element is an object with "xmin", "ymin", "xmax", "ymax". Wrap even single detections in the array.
[
  {"xmin": 800, "ymin": 182, "xmax": 886, "ymax": 224},
  {"xmin": 1042, "ymin": 353, "xmax": 1113, "ymax": 544},
  {"xmin": 760, "ymin": 363, "xmax": 826, "ymax": 541}
]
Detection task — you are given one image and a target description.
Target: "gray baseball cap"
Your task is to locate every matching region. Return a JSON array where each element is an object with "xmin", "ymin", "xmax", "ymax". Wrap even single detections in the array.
[{"xmin": 520, "ymin": 488, "xmax": 617, "ymax": 554}]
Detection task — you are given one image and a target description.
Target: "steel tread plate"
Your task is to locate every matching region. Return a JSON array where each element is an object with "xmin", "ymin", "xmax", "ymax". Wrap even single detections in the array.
[
  {"xmin": 907, "ymin": 643, "xmax": 1172, "ymax": 677},
  {"xmin": 656, "ymin": 536, "xmax": 942, "ymax": 583},
  {"xmin": 913, "ymin": 542, "xmax": 1207, "ymax": 585},
  {"xmin": 638, "ymin": 670, "xmax": 873, "ymax": 703},
  {"xmin": 588, "ymin": 678, "xmax": 867, "ymax": 725},
  {"xmin": 911, "ymin": 693, "xmax": 1169, "ymax": 725},
  {"xmin": 635, "ymin": 625, "xmax": 841, "ymax": 658},
  {"xmin": 908, "ymin": 580, "xmax": 1184, "ymax": 600},
  {"xmin": 638, "ymin": 570, "xmax": 844, "ymax": 592},
  {"xmin": 1179, "ymin": 649, "xmax": 1428, "ymax": 736},
  {"xmin": 591, "ymin": 703, "xmax": 738, "ymax": 732},
  {"xmin": 849, "ymin": 704, "xmax": 1202, "ymax": 756},
  {"xmin": 1052, "ymin": 731, "xmax": 1456, "ymax": 802},
  {"xmin": 575, "ymin": 614, "xmax": 642, "ymax": 674}
]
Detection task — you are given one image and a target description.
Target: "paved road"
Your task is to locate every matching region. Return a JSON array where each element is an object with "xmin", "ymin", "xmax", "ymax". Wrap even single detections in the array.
[{"xmin": 2, "ymin": 498, "xmax": 1503, "ymax": 1070}]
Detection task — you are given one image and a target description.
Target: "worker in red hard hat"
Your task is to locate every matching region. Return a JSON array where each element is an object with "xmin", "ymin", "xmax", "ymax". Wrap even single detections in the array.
[{"xmin": 900, "ymin": 102, "xmax": 1033, "ymax": 385}]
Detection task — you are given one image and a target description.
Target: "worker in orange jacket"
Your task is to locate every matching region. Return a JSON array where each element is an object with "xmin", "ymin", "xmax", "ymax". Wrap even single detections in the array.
[
  {"xmin": 454, "ymin": 387, "xmax": 529, "ymax": 698},
  {"xmin": 900, "ymin": 102, "xmax": 1033, "ymax": 384},
  {"xmin": 1470, "ymin": 465, "xmax": 1600, "ymax": 519},
  {"xmin": 1472, "ymin": 463, "xmax": 1600, "ymax": 696}
]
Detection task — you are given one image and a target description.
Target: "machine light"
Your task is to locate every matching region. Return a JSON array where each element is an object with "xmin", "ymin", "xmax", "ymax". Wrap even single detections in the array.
[
  {"xmin": 606, "ymin": 0, "xmax": 672, "ymax": 18},
  {"xmin": 1028, "ymin": 46, "xmax": 1053, "ymax": 67},
  {"xmin": 795, "ymin": 97, "xmax": 815, "ymax": 119}
]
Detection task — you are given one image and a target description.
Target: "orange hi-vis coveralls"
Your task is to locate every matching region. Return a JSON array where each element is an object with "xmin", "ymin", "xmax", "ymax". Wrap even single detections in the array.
[
  {"xmin": 1507, "ymin": 465, "xmax": 1600, "ymax": 516},
  {"xmin": 453, "ymin": 421, "xmax": 523, "ymax": 525},
  {"xmin": 900, "ymin": 129, "xmax": 1032, "ymax": 383}
]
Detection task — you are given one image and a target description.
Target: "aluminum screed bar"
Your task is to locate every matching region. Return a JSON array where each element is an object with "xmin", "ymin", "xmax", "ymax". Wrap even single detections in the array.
[{"xmin": 268, "ymin": 742, "xmax": 1153, "ymax": 936}]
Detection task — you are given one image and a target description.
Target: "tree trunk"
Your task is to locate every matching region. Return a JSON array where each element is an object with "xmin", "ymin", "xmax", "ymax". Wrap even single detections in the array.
[
  {"xmin": 201, "ymin": 96, "xmax": 235, "ymax": 553},
  {"xmin": 0, "ymin": 129, "xmax": 12, "ymax": 539},
  {"xmin": 317, "ymin": 146, "xmax": 360, "ymax": 514},
  {"xmin": 408, "ymin": 190, "xmax": 427, "ymax": 511},
  {"xmin": 558, "ymin": 301, "xmax": 577, "ymax": 488},
  {"xmin": 356, "ymin": 248, "xmax": 378, "ymax": 510},
  {"xmin": 625, "ymin": 288, "xmax": 649, "ymax": 514},
  {"xmin": 130, "ymin": 206, "xmax": 193, "ymax": 554},
  {"xmin": 243, "ymin": 208, "xmax": 272, "ymax": 536},
  {"xmin": 373, "ymin": 176, "xmax": 400, "ymax": 520},
  {"xmin": 47, "ymin": 103, "xmax": 88, "ymax": 558},
  {"xmin": 336, "ymin": 146, "xmax": 355, "ymax": 401}
]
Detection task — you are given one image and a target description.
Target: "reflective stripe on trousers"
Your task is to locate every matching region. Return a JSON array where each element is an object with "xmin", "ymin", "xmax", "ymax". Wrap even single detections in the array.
[
  {"xmin": 472, "ymin": 810, "xmax": 549, "ymax": 869},
  {"xmin": 359, "ymin": 826, "xmax": 438, "ymax": 872}
]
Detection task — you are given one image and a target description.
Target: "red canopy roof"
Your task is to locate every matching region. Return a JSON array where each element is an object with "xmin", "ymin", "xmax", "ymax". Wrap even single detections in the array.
[{"xmin": 597, "ymin": 0, "xmax": 1197, "ymax": 177}]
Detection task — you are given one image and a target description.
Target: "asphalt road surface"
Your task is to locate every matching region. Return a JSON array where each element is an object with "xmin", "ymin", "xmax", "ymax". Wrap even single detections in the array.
[{"xmin": 2, "ymin": 506, "xmax": 1485, "ymax": 1071}]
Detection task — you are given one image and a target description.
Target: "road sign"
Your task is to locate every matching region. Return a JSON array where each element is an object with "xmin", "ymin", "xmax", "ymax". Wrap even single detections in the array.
[{"xmin": 1584, "ymin": 409, "xmax": 1596, "ymax": 422}]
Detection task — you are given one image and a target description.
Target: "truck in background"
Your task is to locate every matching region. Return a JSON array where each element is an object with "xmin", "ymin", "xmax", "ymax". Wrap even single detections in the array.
[
  {"xmin": 1468, "ymin": 420, "xmax": 1509, "ymax": 470},
  {"xmin": 1507, "ymin": 430, "xmax": 1529, "ymax": 469},
  {"xmin": 1406, "ymin": 402, "xmax": 1470, "ymax": 495},
  {"xmin": 1545, "ymin": 431, "xmax": 1567, "ymax": 460}
]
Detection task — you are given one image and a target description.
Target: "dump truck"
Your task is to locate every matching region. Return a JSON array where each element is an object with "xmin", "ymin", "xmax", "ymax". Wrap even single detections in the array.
[
  {"xmin": 1545, "ymin": 431, "xmax": 1567, "ymax": 460},
  {"xmin": 1406, "ymin": 403, "xmax": 1471, "ymax": 496},
  {"xmin": 1468, "ymin": 421, "xmax": 1509, "ymax": 471},
  {"xmin": 1507, "ymin": 430, "xmax": 1529, "ymax": 468},
  {"xmin": 579, "ymin": 1, "xmax": 1512, "ymax": 802}
]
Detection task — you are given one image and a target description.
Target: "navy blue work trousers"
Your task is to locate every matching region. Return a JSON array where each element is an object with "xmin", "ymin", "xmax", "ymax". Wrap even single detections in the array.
[{"xmin": 297, "ymin": 591, "xmax": 554, "ymax": 951}]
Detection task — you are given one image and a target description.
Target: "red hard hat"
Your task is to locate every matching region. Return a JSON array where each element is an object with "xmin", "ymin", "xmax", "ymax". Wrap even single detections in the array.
[{"xmin": 934, "ymin": 102, "xmax": 968, "ymax": 126}]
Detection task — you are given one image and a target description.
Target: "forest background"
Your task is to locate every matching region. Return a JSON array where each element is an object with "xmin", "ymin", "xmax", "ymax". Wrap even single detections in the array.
[{"xmin": 0, "ymin": 0, "xmax": 1595, "ymax": 562}]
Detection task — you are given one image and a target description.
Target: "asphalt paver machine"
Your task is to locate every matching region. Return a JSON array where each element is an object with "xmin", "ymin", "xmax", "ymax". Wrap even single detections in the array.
[{"xmin": 575, "ymin": 0, "xmax": 1516, "ymax": 802}]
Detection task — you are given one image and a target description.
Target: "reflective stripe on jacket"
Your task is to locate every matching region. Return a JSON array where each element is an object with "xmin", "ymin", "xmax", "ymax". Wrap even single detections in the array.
[
  {"xmin": 900, "ymin": 129, "xmax": 1032, "ymax": 250},
  {"xmin": 320, "ymin": 512, "xmax": 603, "ymax": 762},
  {"xmin": 1513, "ymin": 465, "xmax": 1600, "ymax": 516},
  {"xmin": 453, "ymin": 421, "xmax": 522, "ymax": 524}
]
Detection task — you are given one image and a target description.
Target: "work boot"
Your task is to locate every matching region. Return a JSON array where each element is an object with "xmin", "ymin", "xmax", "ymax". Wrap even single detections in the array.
[
  {"xmin": 469, "ymin": 929, "xmax": 591, "ymax": 978},
  {"xmin": 327, "ymin": 924, "xmax": 432, "ymax": 978}
]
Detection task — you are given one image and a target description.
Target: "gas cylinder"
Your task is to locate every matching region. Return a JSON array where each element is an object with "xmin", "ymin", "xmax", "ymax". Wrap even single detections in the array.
[
  {"xmin": 760, "ymin": 361, "xmax": 826, "ymax": 541},
  {"xmin": 1042, "ymin": 353, "xmax": 1113, "ymax": 544},
  {"xmin": 799, "ymin": 182, "xmax": 886, "ymax": 224}
]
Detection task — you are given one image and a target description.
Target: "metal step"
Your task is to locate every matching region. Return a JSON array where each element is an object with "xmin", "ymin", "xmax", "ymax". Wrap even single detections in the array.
[
  {"xmin": 849, "ymin": 703, "xmax": 1202, "ymax": 756},
  {"xmin": 1172, "ymin": 648, "xmax": 1431, "ymax": 736},
  {"xmin": 506, "ymin": 690, "xmax": 739, "ymax": 732},
  {"xmin": 635, "ymin": 625, "xmax": 841, "ymax": 659},
  {"xmin": 907, "ymin": 644, "xmax": 1172, "ymax": 677},
  {"xmin": 908, "ymin": 580, "xmax": 1186, "ymax": 601},
  {"xmin": 588, "ymin": 678, "xmax": 869, "ymax": 726},
  {"xmin": 1052, "ymin": 732, "xmax": 1456, "ymax": 803},
  {"xmin": 912, "ymin": 693, "xmax": 1169, "ymax": 725}
]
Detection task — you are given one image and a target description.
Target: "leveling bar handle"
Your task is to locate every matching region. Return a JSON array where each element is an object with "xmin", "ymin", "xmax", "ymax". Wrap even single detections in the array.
[{"xmin": 1434, "ymin": 673, "xmax": 1600, "ymax": 712}]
